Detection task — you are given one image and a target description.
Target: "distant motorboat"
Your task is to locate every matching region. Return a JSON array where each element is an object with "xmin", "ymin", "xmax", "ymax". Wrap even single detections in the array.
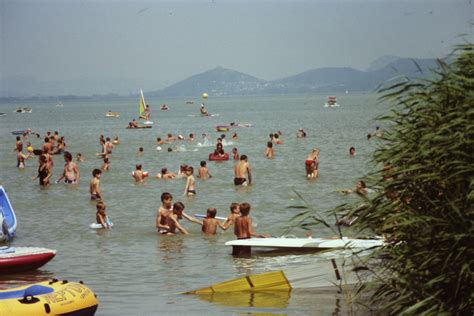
[
  {"xmin": 15, "ymin": 107, "xmax": 32, "ymax": 113},
  {"xmin": 186, "ymin": 101, "xmax": 194, "ymax": 104},
  {"xmin": 105, "ymin": 111, "xmax": 120, "ymax": 118},
  {"xmin": 324, "ymin": 96, "xmax": 340, "ymax": 108},
  {"xmin": 0, "ymin": 113, "xmax": 5, "ymax": 117},
  {"xmin": 55, "ymin": 102, "xmax": 64, "ymax": 107}
]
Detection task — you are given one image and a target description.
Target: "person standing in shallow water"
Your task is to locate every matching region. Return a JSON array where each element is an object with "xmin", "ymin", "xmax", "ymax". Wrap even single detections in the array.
[
  {"xmin": 234, "ymin": 155, "xmax": 252, "ymax": 186},
  {"xmin": 56, "ymin": 151, "xmax": 80, "ymax": 184},
  {"xmin": 305, "ymin": 148, "xmax": 320, "ymax": 178}
]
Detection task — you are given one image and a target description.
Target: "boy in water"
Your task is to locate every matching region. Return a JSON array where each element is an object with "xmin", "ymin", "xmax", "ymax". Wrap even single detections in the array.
[
  {"xmin": 162, "ymin": 202, "xmax": 189, "ymax": 235},
  {"xmin": 222, "ymin": 202, "xmax": 240, "ymax": 230},
  {"xmin": 233, "ymin": 203, "xmax": 270, "ymax": 255},
  {"xmin": 265, "ymin": 141, "xmax": 274, "ymax": 158},
  {"xmin": 90, "ymin": 169, "xmax": 102, "ymax": 201},
  {"xmin": 76, "ymin": 153, "xmax": 84, "ymax": 162},
  {"xmin": 96, "ymin": 201, "xmax": 111, "ymax": 229},
  {"xmin": 200, "ymin": 208, "xmax": 224, "ymax": 235},
  {"xmin": 132, "ymin": 164, "xmax": 146, "ymax": 183},
  {"xmin": 197, "ymin": 161, "xmax": 212, "ymax": 179},
  {"xmin": 232, "ymin": 147, "xmax": 239, "ymax": 160},
  {"xmin": 156, "ymin": 193, "xmax": 201, "ymax": 234},
  {"xmin": 184, "ymin": 166, "xmax": 196, "ymax": 195}
]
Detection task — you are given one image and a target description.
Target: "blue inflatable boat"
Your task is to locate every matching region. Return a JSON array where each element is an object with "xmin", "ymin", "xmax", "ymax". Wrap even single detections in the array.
[{"xmin": 0, "ymin": 186, "xmax": 17, "ymax": 241}]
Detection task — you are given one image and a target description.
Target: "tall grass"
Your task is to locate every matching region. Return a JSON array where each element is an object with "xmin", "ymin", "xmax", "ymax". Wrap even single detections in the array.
[{"xmin": 302, "ymin": 44, "xmax": 473, "ymax": 315}]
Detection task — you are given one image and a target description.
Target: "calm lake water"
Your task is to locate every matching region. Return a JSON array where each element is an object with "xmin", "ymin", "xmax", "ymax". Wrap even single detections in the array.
[{"xmin": 0, "ymin": 94, "xmax": 388, "ymax": 315}]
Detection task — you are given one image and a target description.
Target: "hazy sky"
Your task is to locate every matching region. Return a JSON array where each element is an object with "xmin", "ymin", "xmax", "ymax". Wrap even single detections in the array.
[{"xmin": 1, "ymin": 0, "xmax": 472, "ymax": 96}]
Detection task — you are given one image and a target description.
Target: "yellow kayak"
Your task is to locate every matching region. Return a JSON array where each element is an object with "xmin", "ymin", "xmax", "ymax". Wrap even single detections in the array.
[{"xmin": 0, "ymin": 279, "xmax": 98, "ymax": 315}]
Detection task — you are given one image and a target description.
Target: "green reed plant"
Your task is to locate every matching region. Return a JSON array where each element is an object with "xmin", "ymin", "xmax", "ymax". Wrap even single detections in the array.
[{"xmin": 338, "ymin": 44, "xmax": 474, "ymax": 315}]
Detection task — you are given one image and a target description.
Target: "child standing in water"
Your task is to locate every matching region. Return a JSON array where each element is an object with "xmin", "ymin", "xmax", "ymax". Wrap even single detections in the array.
[
  {"xmin": 265, "ymin": 141, "xmax": 274, "ymax": 159},
  {"xmin": 197, "ymin": 161, "xmax": 212, "ymax": 179},
  {"xmin": 233, "ymin": 203, "xmax": 270, "ymax": 255},
  {"xmin": 184, "ymin": 166, "xmax": 196, "ymax": 196},
  {"xmin": 96, "ymin": 201, "xmax": 111, "ymax": 229},
  {"xmin": 90, "ymin": 169, "xmax": 102, "ymax": 201},
  {"xmin": 200, "ymin": 208, "xmax": 224, "ymax": 235},
  {"xmin": 161, "ymin": 202, "xmax": 189, "ymax": 235},
  {"xmin": 222, "ymin": 203, "xmax": 240, "ymax": 230}
]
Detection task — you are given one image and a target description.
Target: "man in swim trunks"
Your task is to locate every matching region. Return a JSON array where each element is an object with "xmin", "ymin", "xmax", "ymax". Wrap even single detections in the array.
[
  {"xmin": 56, "ymin": 151, "xmax": 79, "ymax": 184},
  {"xmin": 234, "ymin": 155, "xmax": 252, "ymax": 186},
  {"xmin": 90, "ymin": 169, "xmax": 102, "ymax": 201}
]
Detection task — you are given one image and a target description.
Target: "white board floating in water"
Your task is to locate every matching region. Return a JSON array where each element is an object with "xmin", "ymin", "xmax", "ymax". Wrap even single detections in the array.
[
  {"xmin": 89, "ymin": 222, "xmax": 113, "ymax": 229},
  {"xmin": 194, "ymin": 214, "xmax": 227, "ymax": 221},
  {"xmin": 225, "ymin": 237, "xmax": 384, "ymax": 249}
]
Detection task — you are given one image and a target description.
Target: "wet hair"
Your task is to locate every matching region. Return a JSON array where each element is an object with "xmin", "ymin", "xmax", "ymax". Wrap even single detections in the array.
[
  {"xmin": 173, "ymin": 201, "xmax": 185, "ymax": 212},
  {"xmin": 139, "ymin": 147, "xmax": 144, "ymax": 152},
  {"xmin": 349, "ymin": 147, "xmax": 356, "ymax": 154},
  {"xmin": 189, "ymin": 133, "xmax": 194, "ymax": 138},
  {"xmin": 161, "ymin": 168, "xmax": 167, "ymax": 174},
  {"xmin": 267, "ymin": 141, "xmax": 273, "ymax": 148},
  {"xmin": 45, "ymin": 137, "xmax": 49, "ymax": 142},
  {"xmin": 269, "ymin": 133, "xmax": 274, "ymax": 138},
  {"xmin": 240, "ymin": 203, "xmax": 251, "ymax": 216},
  {"xmin": 200, "ymin": 160, "xmax": 206, "ymax": 167},
  {"xmin": 63, "ymin": 151, "xmax": 72, "ymax": 161},
  {"xmin": 106, "ymin": 137, "xmax": 110, "ymax": 141},
  {"xmin": 358, "ymin": 180, "xmax": 367, "ymax": 188},
  {"xmin": 136, "ymin": 164, "xmax": 142, "ymax": 170},
  {"xmin": 187, "ymin": 166, "xmax": 194, "ymax": 174},
  {"xmin": 216, "ymin": 143, "xmax": 223, "ymax": 150},
  {"xmin": 16, "ymin": 136, "xmax": 20, "ymax": 141},
  {"xmin": 92, "ymin": 168, "xmax": 102, "ymax": 177},
  {"xmin": 167, "ymin": 147, "xmax": 172, "ymax": 152},
  {"xmin": 274, "ymin": 134, "xmax": 279, "ymax": 139},
  {"xmin": 230, "ymin": 203, "xmax": 239, "ymax": 212},
  {"xmin": 240, "ymin": 155, "xmax": 248, "ymax": 161},
  {"xmin": 167, "ymin": 133, "xmax": 172, "ymax": 137},
  {"xmin": 157, "ymin": 137, "xmax": 162, "ymax": 142},
  {"xmin": 161, "ymin": 192, "xmax": 172, "ymax": 202},
  {"xmin": 232, "ymin": 147, "xmax": 238, "ymax": 153},
  {"xmin": 220, "ymin": 134, "xmax": 226, "ymax": 139},
  {"xmin": 207, "ymin": 208, "xmax": 217, "ymax": 218}
]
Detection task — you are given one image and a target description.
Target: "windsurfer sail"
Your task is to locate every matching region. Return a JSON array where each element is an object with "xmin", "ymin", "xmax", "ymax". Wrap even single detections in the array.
[{"xmin": 138, "ymin": 90, "xmax": 153, "ymax": 125}]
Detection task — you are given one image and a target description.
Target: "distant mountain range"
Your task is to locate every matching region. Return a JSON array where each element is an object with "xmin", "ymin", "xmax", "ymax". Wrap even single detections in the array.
[
  {"xmin": 148, "ymin": 57, "xmax": 441, "ymax": 97},
  {"xmin": 1, "ymin": 56, "xmax": 442, "ymax": 99}
]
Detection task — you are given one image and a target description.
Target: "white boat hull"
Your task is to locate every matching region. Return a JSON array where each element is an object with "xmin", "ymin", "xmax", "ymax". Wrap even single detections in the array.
[{"xmin": 225, "ymin": 237, "xmax": 384, "ymax": 249}]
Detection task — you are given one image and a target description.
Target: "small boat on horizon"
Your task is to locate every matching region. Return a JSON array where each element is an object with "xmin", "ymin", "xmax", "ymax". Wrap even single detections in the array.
[
  {"xmin": 105, "ymin": 111, "xmax": 120, "ymax": 118},
  {"xmin": 55, "ymin": 101, "xmax": 64, "ymax": 107},
  {"xmin": 15, "ymin": 107, "xmax": 32, "ymax": 113},
  {"xmin": 324, "ymin": 96, "xmax": 340, "ymax": 108}
]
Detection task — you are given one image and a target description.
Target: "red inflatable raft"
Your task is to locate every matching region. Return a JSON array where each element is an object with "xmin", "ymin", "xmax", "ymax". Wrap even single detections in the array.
[
  {"xmin": 0, "ymin": 247, "xmax": 56, "ymax": 273},
  {"xmin": 208, "ymin": 153, "xmax": 229, "ymax": 161}
]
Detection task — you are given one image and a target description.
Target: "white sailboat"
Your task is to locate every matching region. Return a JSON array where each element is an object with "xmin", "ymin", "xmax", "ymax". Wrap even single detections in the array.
[{"xmin": 139, "ymin": 89, "xmax": 153, "ymax": 125}]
